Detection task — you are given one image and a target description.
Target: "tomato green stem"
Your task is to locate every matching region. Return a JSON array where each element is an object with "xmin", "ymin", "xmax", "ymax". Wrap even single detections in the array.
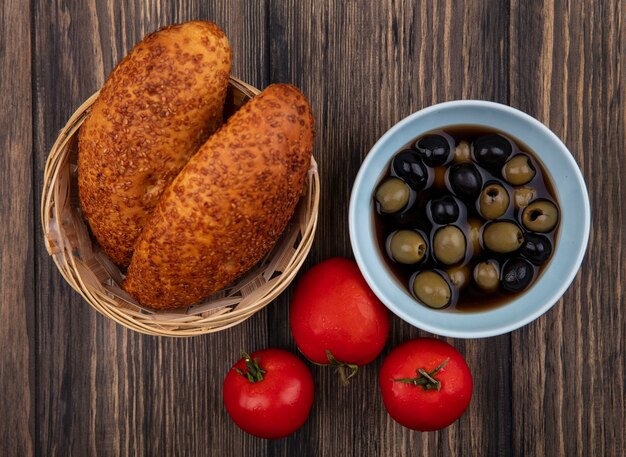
[
  {"xmin": 297, "ymin": 348, "xmax": 359, "ymax": 386},
  {"xmin": 235, "ymin": 351, "xmax": 266, "ymax": 383},
  {"xmin": 393, "ymin": 358, "xmax": 450, "ymax": 391},
  {"xmin": 325, "ymin": 350, "xmax": 359, "ymax": 386}
]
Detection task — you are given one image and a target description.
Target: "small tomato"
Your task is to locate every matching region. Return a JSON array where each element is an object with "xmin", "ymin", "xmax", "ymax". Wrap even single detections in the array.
[
  {"xmin": 223, "ymin": 349, "xmax": 314, "ymax": 439},
  {"xmin": 289, "ymin": 257, "xmax": 390, "ymax": 383},
  {"xmin": 379, "ymin": 338, "xmax": 473, "ymax": 431}
]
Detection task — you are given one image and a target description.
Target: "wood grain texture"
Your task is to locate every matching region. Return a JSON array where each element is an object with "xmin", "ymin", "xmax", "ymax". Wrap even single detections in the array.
[
  {"xmin": 0, "ymin": 0, "xmax": 622, "ymax": 456},
  {"xmin": 0, "ymin": 0, "xmax": 34, "ymax": 456},
  {"xmin": 509, "ymin": 1, "xmax": 625, "ymax": 456},
  {"xmin": 267, "ymin": 1, "xmax": 512, "ymax": 456},
  {"xmin": 32, "ymin": 1, "xmax": 269, "ymax": 456}
]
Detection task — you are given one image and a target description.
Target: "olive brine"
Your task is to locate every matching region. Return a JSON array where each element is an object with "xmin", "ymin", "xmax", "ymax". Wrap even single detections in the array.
[{"xmin": 373, "ymin": 127, "xmax": 560, "ymax": 312}]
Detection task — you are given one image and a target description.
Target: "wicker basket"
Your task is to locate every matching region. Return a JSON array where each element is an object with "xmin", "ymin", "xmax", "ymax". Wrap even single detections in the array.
[{"xmin": 41, "ymin": 77, "xmax": 320, "ymax": 337}]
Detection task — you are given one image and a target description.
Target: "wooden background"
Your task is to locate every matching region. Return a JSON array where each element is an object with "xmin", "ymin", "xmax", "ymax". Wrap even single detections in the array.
[{"xmin": 1, "ymin": 0, "xmax": 624, "ymax": 455}]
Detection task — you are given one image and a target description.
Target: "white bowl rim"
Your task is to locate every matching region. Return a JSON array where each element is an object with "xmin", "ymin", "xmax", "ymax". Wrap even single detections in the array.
[{"xmin": 349, "ymin": 100, "xmax": 590, "ymax": 338}]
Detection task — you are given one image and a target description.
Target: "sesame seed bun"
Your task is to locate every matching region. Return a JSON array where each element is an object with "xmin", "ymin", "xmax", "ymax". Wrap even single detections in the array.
[
  {"xmin": 123, "ymin": 84, "xmax": 314, "ymax": 309},
  {"xmin": 78, "ymin": 21, "xmax": 232, "ymax": 267}
]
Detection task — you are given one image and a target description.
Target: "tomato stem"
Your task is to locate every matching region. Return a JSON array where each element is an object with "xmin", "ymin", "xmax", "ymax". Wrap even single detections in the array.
[
  {"xmin": 297, "ymin": 348, "xmax": 359, "ymax": 386},
  {"xmin": 325, "ymin": 350, "xmax": 359, "ymax": 386},
  {"xmin": 393, "ymin": 358, "xmax": 450, "ymax": 391},
  {"xmin": 235, "ymin": 351, "xmax": 266, "ymax": 383}
]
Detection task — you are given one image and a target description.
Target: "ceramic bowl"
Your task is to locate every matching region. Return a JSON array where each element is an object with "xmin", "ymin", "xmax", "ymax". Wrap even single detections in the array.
[{"xmin": 349, "ymin": 100, "xmax": 590, "ymax": 338}]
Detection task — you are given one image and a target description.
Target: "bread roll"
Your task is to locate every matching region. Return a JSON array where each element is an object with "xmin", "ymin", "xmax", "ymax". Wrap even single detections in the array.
[
  {"xmin": 78, "ymin": 21, "xmax": 231, "ymax": 266},
  {"xmin": 123, "ymin": 84, "xmax": 314, "ymax": 309}
]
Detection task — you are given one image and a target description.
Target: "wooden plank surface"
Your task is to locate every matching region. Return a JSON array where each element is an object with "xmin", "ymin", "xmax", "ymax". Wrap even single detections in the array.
[
  {"xmin": 266, "ymin": 1, "xmax": 512, "ymax": 456},
  {"xmin": 0, "ymin": 0, "xmax": 623, "ymax": 456},
  {"xmin": 32, "ymin": 1, "xmax": 269, "ymax": 456},
  {"xmin": 509, "ymin": 1, "xmax": 625, "ymax": 456},
  {"xmin": 0, "ymin": 0, "xmax": 34, "ymax": 456}
]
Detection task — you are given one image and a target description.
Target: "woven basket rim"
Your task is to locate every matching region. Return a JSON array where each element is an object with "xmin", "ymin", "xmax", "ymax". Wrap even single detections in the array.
[{"xmin": 41, "ymin": 76, "xmax": 320, "ymax": 337}]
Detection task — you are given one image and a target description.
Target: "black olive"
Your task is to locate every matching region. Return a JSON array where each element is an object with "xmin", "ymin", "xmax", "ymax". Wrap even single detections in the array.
[
  {"xmin": 520, "ymin": 233, "xmax": 553, "ymax": 265},
  {"xmin": 389, "ymin": 209, "xmax": 431, "ymax": 232},
  {"xmin": 387, "ymin": 193, "xmax": 431, "ymax": 232},
  {"xmin": 392, "ymin": 150, "xmax": 430, "ymax": 190},
  {"xmin": 448, "ymin": 163, "xmax": 483, "ymax": 200},
  {"xmin": 501, "ymin": 258, "xmax": 534, "ymax": 293},
  {"xmin": 429, "ymin": 195, "xmax": 460, "ymax": 224},
  {"xmin": 415, "ymin": 135, "xmax": 452, "ymax": 167},
  {"xmin": 474, "ymin": 134, "xmax": 512, "ymax": 168}
]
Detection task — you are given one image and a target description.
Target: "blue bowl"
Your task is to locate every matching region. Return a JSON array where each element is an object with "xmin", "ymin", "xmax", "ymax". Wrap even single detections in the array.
[{"xmin": 349, "ymin": 101, "xmax": 590, "ymax": 338}]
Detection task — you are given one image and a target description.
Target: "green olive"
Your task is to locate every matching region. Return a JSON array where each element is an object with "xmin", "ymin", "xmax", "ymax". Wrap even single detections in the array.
[
  {"xmin": 447, "ymin": 265, "xmax": 471, "ymax": 290},
  {"xmin": 483, "ymin": 221, "xmax": 524, "ymax": 253},
  {"xmin": 502, "ymin": 154, "xmax": 536, "ymax": 185},
  {"xmin": 479, "ymin": 183, "xmax": 510, "ymax": 219},
  {"xmin": 453, "ymin": 140, "xmax": 472, "ymax": 163},
  {"xmin": 412, "ymin": 271, "xmax": 451, "ymax": 309},
  {"xmin": 467, "ymin": 218, "xmax": 483, "ymax": 257},
  {"xmin": 513, "ymin": 186, "xmax": 536, "ymax": 209},
  {"xmin": 473, "ymin": 260, "xmax": 500, "ymax": 292},
  {"xmin": 389, "ymin": 230, "xmax": 427, "ymax": 264},
  {"xmin": 375, "ymin": 178, "xmax": 410, "ymax": 213},
  {"xmin": 434, "ymin": 225, "xmax": 466, "ymax": 265},
  {"xmin": 522, "ymin": 199, "xmax": 559, "ymax": 232}
]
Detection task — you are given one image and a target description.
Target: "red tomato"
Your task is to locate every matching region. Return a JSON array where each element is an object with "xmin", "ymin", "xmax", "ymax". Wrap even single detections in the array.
[
  {"xmin": 379, "ymin": 338, "xmax": 473, "ymax": 431},
  {"xmin": 223, "ymin": 349, "xmax": 314, "ymax": 439},
  {"xmin": 289, "ymin": 257, "xmax": 390, "ymax": 382}
]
